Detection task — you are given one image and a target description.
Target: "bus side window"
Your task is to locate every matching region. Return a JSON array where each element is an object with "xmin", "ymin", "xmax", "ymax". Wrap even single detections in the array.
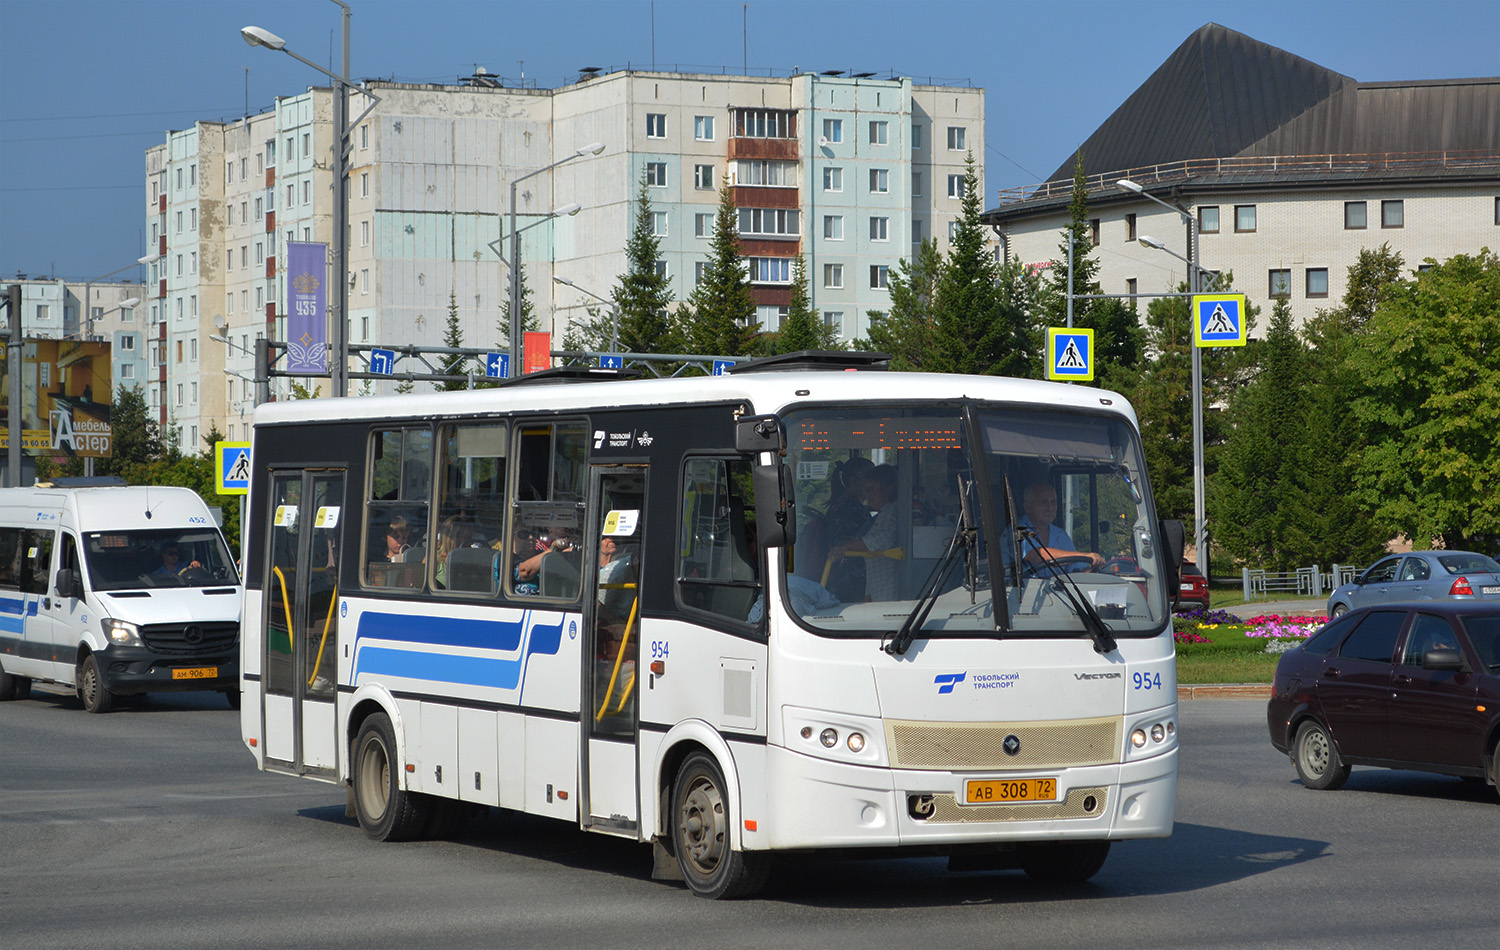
[
  {"xmin": 435, "ymin": 422, "xmax": 507, "ymax": 594},
  {"xmin": 677, "ymin": 458, "xmax": 760, "ymax": 624},
  {"xmin": 508, "ymin": 421, "xmax": 588, "ymax": 601},
  {"xmin": 364, "ymin": 426, "xmax": 432, "ymax": 590}
]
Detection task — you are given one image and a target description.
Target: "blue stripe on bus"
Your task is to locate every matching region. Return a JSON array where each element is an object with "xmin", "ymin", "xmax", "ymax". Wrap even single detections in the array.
[
  {"xmin": 0, "ymin": 596, "xmax": 39, "ymax": 636},
  {"xmin": 352, "ymin": 611, "xmax": 566, "ymax": 692}
]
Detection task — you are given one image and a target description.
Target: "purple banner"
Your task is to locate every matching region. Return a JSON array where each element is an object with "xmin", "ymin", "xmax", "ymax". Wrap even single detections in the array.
[{"xmin": 285, "ymin": 241, "xmax": 329, "ymax": 375}]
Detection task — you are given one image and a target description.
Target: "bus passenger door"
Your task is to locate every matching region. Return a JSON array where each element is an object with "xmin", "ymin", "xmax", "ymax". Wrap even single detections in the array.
[
  {"xmin": 262, "ymin": 468, "xmax": 345, "ymax": 777},
  {"xmin": 582, "ymin": 466, "xmax": 646, "ymax": 835}
]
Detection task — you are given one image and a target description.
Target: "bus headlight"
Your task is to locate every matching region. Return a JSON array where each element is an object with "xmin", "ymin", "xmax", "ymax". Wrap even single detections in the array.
[
  {"xmin": 102, "ymin": 619, "xmax": 142, "ymax": 647},
  {"xmin": 783, "ymin": 707, "xmax": 886, "ymax": 766},
  {"xmin": 1126, "ymin": 714, "xmax": 1178, "ymax": 759},
  {"xmin": 820, "ymin": 728, "xmax": 839, "ymax": 748}
]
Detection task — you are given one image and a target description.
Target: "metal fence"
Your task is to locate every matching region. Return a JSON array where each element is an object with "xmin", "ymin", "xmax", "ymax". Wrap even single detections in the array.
[{"xmin": 1242, "ymin": 564, "xmax": 1361, "ymax": 601}]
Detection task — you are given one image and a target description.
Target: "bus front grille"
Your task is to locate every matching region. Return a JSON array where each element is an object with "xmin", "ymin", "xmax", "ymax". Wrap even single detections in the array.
[
  {"xmin": 139, "ymin": 622, "xmax": 239, "ymax": 655},
  {"xmin": 885, "ymin": 717, "xmax": 1120, "ymax": 771}
]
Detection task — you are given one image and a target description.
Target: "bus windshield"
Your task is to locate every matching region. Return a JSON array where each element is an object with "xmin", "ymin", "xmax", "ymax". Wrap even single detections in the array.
[
  {"xmin": 782, "ymin": 404, "xmax": 1170, "ymax": 640},
  {"xmin": 83, "ymin": 529, "xmax": 240, "ymax": 591}
]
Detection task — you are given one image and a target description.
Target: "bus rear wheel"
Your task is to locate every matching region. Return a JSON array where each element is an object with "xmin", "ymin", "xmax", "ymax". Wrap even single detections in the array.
[
  {"xmin": 671, "ymin": 751, "xmax": 769, "ymax": 899},
  {"xmin": 352, "ymin": 712, "xmax": 429, "ymax": 841},
  {"xmin": 1020, "ymin": 841, "xmax": 1111, "ymax": 883}
]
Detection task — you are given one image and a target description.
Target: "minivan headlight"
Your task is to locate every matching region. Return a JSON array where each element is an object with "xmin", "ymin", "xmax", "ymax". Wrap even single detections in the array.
[{"xmin": 102, "ymin": 619, "xmax": 142, "ymax": 647}]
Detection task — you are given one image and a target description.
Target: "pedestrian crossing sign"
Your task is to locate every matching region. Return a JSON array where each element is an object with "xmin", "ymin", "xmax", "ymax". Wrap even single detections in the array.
[
  {"xmin": 1192, "ymin": 293, "xmax": 1248, "ymax": 347},
  {"xmin": 215, "ymin": 441, "xmax": 252, "ymax": 495},
  {"xmin": 1046, "ymin": 327, "xmax": 1094, "ymax": 381}
]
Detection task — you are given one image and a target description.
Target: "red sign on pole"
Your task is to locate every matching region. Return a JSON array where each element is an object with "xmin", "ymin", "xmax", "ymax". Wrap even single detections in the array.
[{"xmin": 524, "ymin": 331, "xmax": 551, "ymax": 375}]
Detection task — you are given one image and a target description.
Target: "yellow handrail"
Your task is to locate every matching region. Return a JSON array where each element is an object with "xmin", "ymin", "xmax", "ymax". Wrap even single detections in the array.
[
  {"xmin": 271, "ymin": 566, "xmax": 294, "ymax": 654},
  {"xmin": 306, "ymin": 585, "xmax": 337, "ymax": 688},
  {"xmin": 819, "ymin": 547, "xmax": 906, "ymax": 587},
  {"xmin": 595, "ymin": 583, "xmax": 639, "ymax": 722}
]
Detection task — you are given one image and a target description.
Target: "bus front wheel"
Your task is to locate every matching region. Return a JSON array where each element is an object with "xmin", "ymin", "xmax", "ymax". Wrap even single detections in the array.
[
  {"xmin": 670, "ymin": 751, "xmax": 769, "ymax": 899},
  {"xmin": 352, "ymin": 712, "xmax": 429, "ymax": 841}
]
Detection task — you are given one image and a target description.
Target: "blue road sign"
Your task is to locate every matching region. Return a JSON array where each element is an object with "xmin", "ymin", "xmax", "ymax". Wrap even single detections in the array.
[
  {"xmin": 370, "ymin": 348, "xmax": 396, "ymax": 375},
  {"xmin": 1192, "ymin": 293, "xmax": 1248, "ymax": 347},
  {"xmin": 1045, "ymin": 327, "xmax": 1094, "ymax": 381},
  {"xmin": 599, "ymin": 354, "xmax": 623, "ymax": 369},
  {"xmin": 485, "ymin": 353, "xmax": 510, "ymax": 378},
  {"xmin": 215, "ymin": 441, "xmax": 252, "ymax": 495},
  {"xmin": 712, "ymin": 359, "xmax": 735, "ymax": 376}
]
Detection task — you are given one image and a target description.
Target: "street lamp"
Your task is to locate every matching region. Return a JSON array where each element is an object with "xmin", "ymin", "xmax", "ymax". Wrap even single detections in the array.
[
  {"xmin": 508, "ymin": 143, "xmax": 605, "ymax": 374},
  {"xmin": 1118, "ymin": 177, "xmax": 1209, "ymax": 575},
  {"xmin": 243, "ymin": 2, "xmax": 379, "ymax": 398},
  {"xmin": 552, "ymin": 275, "xmax": 620, "ymax": 354}
]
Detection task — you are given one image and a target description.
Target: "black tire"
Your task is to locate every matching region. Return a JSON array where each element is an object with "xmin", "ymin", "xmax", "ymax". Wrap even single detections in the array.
[
  {"xmin": 1490, "ymin": 750, "xmax": 1499, "ymax": 802},
  {"xmin": 351, "ymin": 712, "xmax": 429, "ymax": 841},
  {"xmin": 1330, "ymin": 603, "xmax": 1348, "ymax": 619},
  {"xmin": 421, "ymin": 796, "xmax": 472, "ymax": 839},
  {"xmin": 222, "ymin": 688, "xmax": 241, "ymax": 710},
  {"xmin": 671, "ymin": 751, "xmax": 770, "ymax": 899},
  {"xmin": 0, "ymin": 663, "xmax": 25, "ymax": 701},
  {"xmin": 12, "ymin": 675, "xmax": 30, "ymax": 701},
  {"xmin": 1292, "ymin": 719, "xmax": 1350, "ymax": 790},
  {"xmin": 78, "ymin": 653, "xmax": 114, "ymax": 714},
  {"xmin": 1020, "ymin": 841, "xmax": 1111, "ymax": 883}
]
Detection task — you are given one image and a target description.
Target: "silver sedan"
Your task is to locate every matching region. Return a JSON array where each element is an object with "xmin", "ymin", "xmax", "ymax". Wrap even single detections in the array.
[{"xmin": 1328, "ymin": 550, "xmax": 1500, "ymax": 617}]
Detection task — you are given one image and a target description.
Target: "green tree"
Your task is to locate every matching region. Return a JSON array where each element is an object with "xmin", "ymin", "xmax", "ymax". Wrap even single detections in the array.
[
  {"xmin": 1348, "ymin": 250, "xmax": 1500, "ymax": 550},
  {"xmin": 499, "ymin": 244, "xmax": 538, "ymax": 351},
  {"xmin": 770, "ymin": 257, "xmax": 839, "ymax": 353},
  {"xmin": 927, "ymin": 152, "xmax": 1008, "ymax": 375},
  {"xmin": 679, "ymin": 178, "xmax": 757, "ymax": 357},
  {"xmin": 1130, "ymin": 288, "xmax": 1195, "ymax": 523},
  {"xmin": 612, "ymin": 176, "xmax": 677, "ymax": 353},
  {"xmin": 861, "ymin": 238, "xmax": 944, "ymax": 370},
  {"xmin": 98, "ymin": 385, "xmax": 161, "ymax": 475},
  {"xmin": 437, "ymin": 290, "xmax": 468, "ymax": 391}
]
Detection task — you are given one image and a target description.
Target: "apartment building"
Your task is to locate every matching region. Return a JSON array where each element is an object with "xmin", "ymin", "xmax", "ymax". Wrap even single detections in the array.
[
  {"xmin": 983, "ymin": 24, "xmax": 1500, "ymax": 332},
  {"xmin": 144, "ymin": 68, "xmax": 983, "ymax": 441}
]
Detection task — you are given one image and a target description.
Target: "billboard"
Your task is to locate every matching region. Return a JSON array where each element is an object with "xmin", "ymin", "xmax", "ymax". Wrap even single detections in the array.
[{"xmin": 0, "ymin": 339, "xmax": 114, "ymax": 457}]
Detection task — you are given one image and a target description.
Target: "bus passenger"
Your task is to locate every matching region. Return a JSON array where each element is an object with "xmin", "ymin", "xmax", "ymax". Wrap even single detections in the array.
[{"xmin": 831, "ymin": 464, "xmax": 900, "ymax": 601}]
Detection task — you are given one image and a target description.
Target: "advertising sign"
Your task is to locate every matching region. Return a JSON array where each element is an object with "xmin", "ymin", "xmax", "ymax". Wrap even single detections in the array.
[
  {"xmin": 285, "ymin": 242, "xmax": 329, "ymax": 374},
  {"xmin": 524, "ymin": 331, "xmax": 551, "ymax": 375},
  {"xmin": 0, "ymin": 339, "xmax": 114, "ymax": 457}
]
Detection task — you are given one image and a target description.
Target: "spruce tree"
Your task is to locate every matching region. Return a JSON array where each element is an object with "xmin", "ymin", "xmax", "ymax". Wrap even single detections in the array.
[
  {"xmin": 772, "ymin": 257, "xmax": 839, "ymax": 353},
  {"xmin": 862, "ymin": 238, "xmax": 943, "ymax": 370},
  {"xmin": 928, "ymin": 152, "xmax": 1006, "ymax": 375},
  {"xmin": 612, "ymin": 177, "xmax": 676, "ymax": 353},
  {"xmin": 679, "ymin": 178, "xmax": 757, "ymax": 356},
  {"xmin": 438, "ymin": 290, "xmax": 468, "ymax": 391},
  {"xmin": 499, "ymin": 244, "xmax": 538, "ymax": 350}
]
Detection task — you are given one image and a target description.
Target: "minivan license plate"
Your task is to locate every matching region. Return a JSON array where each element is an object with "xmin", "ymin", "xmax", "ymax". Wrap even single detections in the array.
[
  {"xmin": 172, "ymin": 667, "xmax": 217, "ymax": 680},
  {"xmin": 965, "ymin": 777, "xmax": 1058, "ymax": 804}
]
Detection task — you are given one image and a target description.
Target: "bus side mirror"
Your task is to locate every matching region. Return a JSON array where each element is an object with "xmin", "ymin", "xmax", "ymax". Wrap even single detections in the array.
[
  {"xmin": 1159, "ymin": 519, "xmax": 1185, "ymax": 598},
  {"xmin": 735, "ymin": 414, "xmax": 784, "ymax": 454}
]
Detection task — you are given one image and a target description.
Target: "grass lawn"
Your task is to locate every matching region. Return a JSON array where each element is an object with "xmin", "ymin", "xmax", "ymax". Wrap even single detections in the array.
[{"xmin": 1176, "ymin": 637, "xmax": 1282, "ymax": 684}]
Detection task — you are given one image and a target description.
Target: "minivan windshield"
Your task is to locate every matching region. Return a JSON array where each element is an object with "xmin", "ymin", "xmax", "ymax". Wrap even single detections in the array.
[
  {"xmin": 84, "ymin": 529, "xmax": 239, "ymax": 590},
  {"xmin": 781, "ymin": 403, "xmax": 1169, "ymax": 641}
]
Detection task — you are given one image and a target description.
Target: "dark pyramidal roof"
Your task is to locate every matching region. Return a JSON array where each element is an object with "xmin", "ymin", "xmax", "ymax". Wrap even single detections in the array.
[{"xmin": 1047, "ymin": 22, "xmax": 1498, "ymax": 182}]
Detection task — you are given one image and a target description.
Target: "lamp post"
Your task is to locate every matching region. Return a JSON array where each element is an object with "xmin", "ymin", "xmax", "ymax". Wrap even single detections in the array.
[
  {"xmin": 552, "ymin": 275, "xmax": 620, "ymax": 354},
  {"xmin": 243, "ymin": 3, "xmax": 378, "ymax": 398},
  {"xmin": 1120, "ymin": 178, "xmax": 1209, "ymax": 576},
  {"xmin": 508, "ymin": 143, "xmax": 604, "ymax": 373}
]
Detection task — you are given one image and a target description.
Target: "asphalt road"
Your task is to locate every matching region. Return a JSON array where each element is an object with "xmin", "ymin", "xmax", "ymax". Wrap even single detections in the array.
[{"xmin": 3, "ymin": 686, "xmax": 1496, "ymax": 949}]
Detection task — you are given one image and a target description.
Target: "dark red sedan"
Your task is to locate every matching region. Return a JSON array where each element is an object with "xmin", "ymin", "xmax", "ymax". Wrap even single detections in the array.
[
  {"xmin": 1177, "ymin": 561, "xmax": 1209, "ymax": 609},
  {"xmin": 1268, "ymin": 602, "xmax": 1500, "ymax": 795}
]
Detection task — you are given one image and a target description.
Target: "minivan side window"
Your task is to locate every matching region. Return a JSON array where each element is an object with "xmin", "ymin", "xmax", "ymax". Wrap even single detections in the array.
[
  {"xmin": 0, "ymin": 527, "xmax": 57, "ymax": 595},
  {"xmin": 1338, "ymin": 610, "xmax": 1405, "ymax": 663}
]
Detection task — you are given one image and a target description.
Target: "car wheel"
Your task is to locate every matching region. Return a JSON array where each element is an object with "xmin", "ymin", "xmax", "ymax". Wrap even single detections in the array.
[
  {"xmin": 78, "ymin": 653, "xmax": 114, "ymax": 714},
  {"xmin": 1293, "ymin": 720, "xmax": 1350, "ymax": 790},
  {"xmin": 671, "ymin": 751, "xmax": 770, "ymax": 899},
  {"xmin": 1330, "ymin": 603, "xmax": 1348, "ymax": 619}
]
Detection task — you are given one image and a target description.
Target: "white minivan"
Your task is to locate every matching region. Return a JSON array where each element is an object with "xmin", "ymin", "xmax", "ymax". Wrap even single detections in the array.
[{"xmin": 0, "ymin": 481, "xmax": 242, "ymax": 712}]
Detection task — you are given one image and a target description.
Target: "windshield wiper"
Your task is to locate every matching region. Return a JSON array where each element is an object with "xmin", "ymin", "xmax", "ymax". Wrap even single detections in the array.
[
  {"xmin": 885, "ymin": 476, "xmax": 984, "ymax": 656},
  {"xmin": 1026, "ymin": 544, "xmax": 1119, "ymax": 655}
]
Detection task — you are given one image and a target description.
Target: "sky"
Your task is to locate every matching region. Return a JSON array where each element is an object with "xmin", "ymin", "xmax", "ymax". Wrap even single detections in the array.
[{"xmin": 1, "ymin": 0, "xmax": 1496, "ymax": 282}]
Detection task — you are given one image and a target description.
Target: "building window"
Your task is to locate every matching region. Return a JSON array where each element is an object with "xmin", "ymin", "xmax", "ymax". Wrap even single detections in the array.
[
  {"xmin": 748, "ymin": 257, "xmax": 792, "ymax": 284},
  {"xmin": 694, "ymin": 164, "xmax": 715, "ymax": 190},
  {"xmin": 302, "ymin": 180, "xmax": 311, "ymax": 205},
  {"xmin": 821, "ymin": 118, "xmax": 842, "ymax": 144},
  {"xmin": 227, "ymin": 250, "xmax": 234, "ymax": 271},
  {"xmin": 734, "ymin": 160, "xmax": 796, "ymax": 186},
  {"xmin": 1344, "ymin": 201, "xmax": 1367, "ymax": 229},
  {"xmin": 653, "ymin": 260, "xmax": 667, "ymax": 278},
  {"xmin": 695, "ymin": 261, "xmax": 709, "ymax": 287},
  {"xmin": 1126, "ymin": 213, "xmax": 1137, "ymax": 242},
  {"xmin": 823, "ymin": 167, "xmax": 843, "ymax": 192},
  {"xmin": 360, "ymin": 220, "xmax": 370, "ymax": 246},
  {"xmin": 869, "ymin": 120, "xmax": 888, "ymax": 145},
  {"xmin": 1495, "ymin": 196, "xmax": 1500, "ymax": 225},
  {"xmin": 120, "ymin": 364, "xmax": 135, "ymax": 380},
  {"xmin": 947, "ymin": 174, "xmax": 965, "ymax": 199},
  {"xmin": 650, "ymin": 211, "xmax": 668, "ymax": 237},
  {"xmin": 255, "ymin": 240, "xmax": 264, "ymax": 264},
  {"xmin": 911, "ymin": 123, "xmax": 922, "ymax": 149},
  {"xmin": 360, "ymin": 172, "xmax": 369, "ymax": 198},
  {"xmin": 644, "ymin": 113, "xmax": 668, "ymax": 139},
  {"xmin": 694, "ymin": 115, "xmax": 714, "ymax": 141},
  {"xmin": 738, "ymin": 207, "xmax": 800, "ymax": 237},
  {"xmin": 949, "ymin": 220, "xmax": 961, "ymax": 241},
  {"xmin": 1126, "ymin": 277, "xmax": 1138, "ymax": 303},
  {"xmin": 1306, "ymin": 267, "xmax": 1329, "ymax": 298},
  {"xmin": 1381, "ymin": 199, "xmax": 1404, "ymax": 228},
  {"xmin": 694, "ymin": 212, "xmax": 713, "ymax": 237},
  {"xmin": 870, "ymin": 264, "xmax": 889, "ymax": 289},
  {"xmin": 1089, "ymin": 219, "xmax": 1100, "ymax": 247},
  {"xmin": 255, "ymin": 196, "xmax": 263, "ymax": 219},
  {"xmin": 911, "ymin": 219, "xmax": 923, "ymax": 243},
  {"xmin": 176, "ymin": 211, "xmax": 183, "ymax": 234},
  {"xmin": 301, "ymin": 132, "xmax": 310, "ymax": 158},
  {"xmin": 1199, "ymin": 206, "xmax": 1220, "ymax": 233},
  {"xmin": 361, "ymin": 269, "xmax": 369, "ymax": 293},
  {"xmin": 734, "ymin": 108, "xmax": 794, "ymax": 139},
  {"xmin": 646, "ymin": 162, "xmax": 667, "ymax": 187},
  {"xmin": 823, "ymin": 215, "xmax": 844, "ymax": 240},
  {"xmin": 823, "ymin": 311, "xmax": 843, "ymax": 336},
  {"xmin": 360, "ymin": 124, "xmax": 369, "ymax": 149},
  {"xmin": 869, "ymin": 169, "xmax": 888, "ymax": 194},
  {"xmin": 190, "ymin": 338, "xmax": 198, "ymax": 361},
  {"xmin": 869, "ymin": 216, "xmax": 889, "ymax": 241},
  {"xmin": 947, "ymin": 126, "xmax": 966, "ymax": 150},
  {"xmin": 1269, "ymin": 268, "xmax": 1291, "ymax": 298},
  {"xmin": 823, "ymin": 263, "xmax": 843, "ymax": 288},
  {"xmin": 1234, "ymin": 205, "xmax": 1256, "ymax": 232},
  {"xmin": 911, "ymin": 172, "xmax": 922, "ymax": 197}
]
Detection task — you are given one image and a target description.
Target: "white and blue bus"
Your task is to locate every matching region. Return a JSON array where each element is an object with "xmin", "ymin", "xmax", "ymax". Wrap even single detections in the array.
[{"xmin": 239, "ymin": 352, "xmax": 1184, "ymax": 898}]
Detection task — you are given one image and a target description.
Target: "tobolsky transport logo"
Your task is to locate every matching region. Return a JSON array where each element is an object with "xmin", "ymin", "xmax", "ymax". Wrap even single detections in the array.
[{"xmin": 934, "ymin": 672, "xmax": 966, "ymax": 694}]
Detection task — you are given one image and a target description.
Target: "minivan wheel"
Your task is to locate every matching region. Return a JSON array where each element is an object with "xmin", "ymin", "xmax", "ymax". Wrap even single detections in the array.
[
  {"xmin": 78, "ymin": 654, "xmax": 114, "ymax": 714},
  {"xmin": 1293, "ymin": 720, "xmax": 1350, "ymax": 790}
]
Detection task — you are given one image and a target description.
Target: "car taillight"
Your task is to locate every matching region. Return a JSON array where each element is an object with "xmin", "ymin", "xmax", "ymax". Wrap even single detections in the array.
[{"xmin": 1450, "ymin": 576, "xmax": 1474, "ymax": 596}]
